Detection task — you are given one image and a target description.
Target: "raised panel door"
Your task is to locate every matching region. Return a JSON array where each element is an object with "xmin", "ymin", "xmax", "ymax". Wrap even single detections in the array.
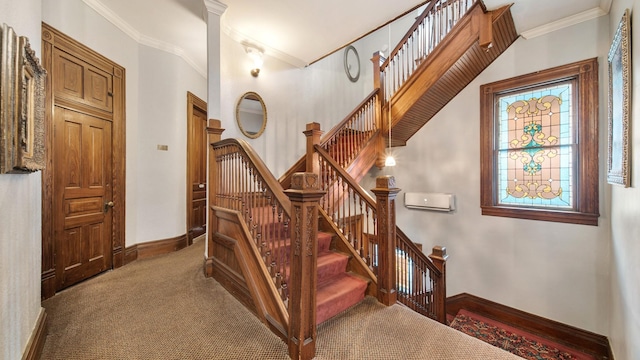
[
  {"xmin": 54, "ymin": 107, "xmax": 113, "ymax": 289},
  {"xmin": 53, "ymin": 49, "xmax": 113, "ymax": 113}
]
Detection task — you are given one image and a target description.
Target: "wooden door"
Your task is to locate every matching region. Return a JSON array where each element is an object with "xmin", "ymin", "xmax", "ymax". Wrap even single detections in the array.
[
  {"xmin": 41, "ymin": 24, "xmax": 125, "ymax": 297},
  {"xmin": 187, "ymin": 92, "xmax": 207, "ymax": 243},
  {"xmin": 54, "ymin": 107, "xmax": 113, "ymax": 289}
]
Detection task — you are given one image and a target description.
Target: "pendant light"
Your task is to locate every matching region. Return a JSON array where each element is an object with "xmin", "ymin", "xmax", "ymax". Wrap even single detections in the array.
[{"xmin": 385, "ymin": 24, "xmax": 396, "ymax": 167}]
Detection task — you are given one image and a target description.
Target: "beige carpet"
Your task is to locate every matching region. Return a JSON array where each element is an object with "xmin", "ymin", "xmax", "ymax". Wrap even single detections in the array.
[{"xmin": 41, "ymin": 239, "xmax": 520, "ymax": 359}]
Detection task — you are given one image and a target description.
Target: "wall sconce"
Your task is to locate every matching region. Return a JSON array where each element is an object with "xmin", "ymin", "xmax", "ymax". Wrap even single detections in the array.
[{"xmin": 245, "ymin": 45, "xmax": 263, "ymax": 77}]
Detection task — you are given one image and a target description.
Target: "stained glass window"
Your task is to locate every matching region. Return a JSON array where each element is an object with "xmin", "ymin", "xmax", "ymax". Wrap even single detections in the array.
[
  {"xmin": 495, "ymin": 82, "xmax": 574, "ymax": 209},
  {"xmin": 480, "ymin": 58, "xmax": 599, "ymax": 225}
]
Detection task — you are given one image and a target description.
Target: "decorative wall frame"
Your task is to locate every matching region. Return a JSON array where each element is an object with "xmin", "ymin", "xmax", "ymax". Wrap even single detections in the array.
[
  {"xmin": 0, "ymin": 23, "xmax": 46, "ymax": 174},
  {"xmin": 607, "ymin": 9, "xmax": 631, "ymax": 187}
]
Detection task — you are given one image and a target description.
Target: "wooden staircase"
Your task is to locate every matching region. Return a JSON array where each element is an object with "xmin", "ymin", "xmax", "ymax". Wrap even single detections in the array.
[{"xmin": 205, "ymin": 1, "xmax": 518, "ymax": 359}]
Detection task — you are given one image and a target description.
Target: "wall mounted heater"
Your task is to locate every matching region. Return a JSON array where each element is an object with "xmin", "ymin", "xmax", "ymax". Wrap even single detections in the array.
[{"xmin": 404, "ymin": 192, "xmax": 455, "ymax": 212}]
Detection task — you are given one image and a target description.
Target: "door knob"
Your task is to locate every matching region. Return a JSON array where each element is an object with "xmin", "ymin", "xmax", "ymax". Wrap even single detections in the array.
[{"xmin": 104, "ymin": 201, "xmax": 115, "ymax": 213}]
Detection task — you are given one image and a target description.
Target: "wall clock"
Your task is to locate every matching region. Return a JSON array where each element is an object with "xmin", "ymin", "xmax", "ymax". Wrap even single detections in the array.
[{"xmin": 344, "ymin": 45, "xmax": 360, "ymax": 82}]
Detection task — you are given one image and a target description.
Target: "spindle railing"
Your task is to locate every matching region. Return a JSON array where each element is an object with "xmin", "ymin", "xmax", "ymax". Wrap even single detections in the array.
[
  {"xmin": 315, "ymin": 143, "xmax": 446, "ymax": 321},
  {"xmin": 381, "ymin": 0, "xmax": 475, "ymax": 103},
  {"xmin": 321, "ymin": 90, "xmax": 380, "ymax": 169},
  {"xmin": 279, "ymin": 90, "xmax": 380, "ymax": 189},
  {"xmin": 316, "ymin": 146, "xmax": 379, "ymax": 272},
  {"xmin": 213, "ymin": 139, "xmax": 292, "ymax": 304},
  {"xmin": 396, "ymin": 228, "xmax": 444, "ymax": 320}
]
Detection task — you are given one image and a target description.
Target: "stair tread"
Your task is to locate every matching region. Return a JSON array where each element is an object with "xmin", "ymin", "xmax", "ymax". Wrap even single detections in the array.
[{"xmin": 316, "ymin": 272, "xmax": 369, "ymax": 324}]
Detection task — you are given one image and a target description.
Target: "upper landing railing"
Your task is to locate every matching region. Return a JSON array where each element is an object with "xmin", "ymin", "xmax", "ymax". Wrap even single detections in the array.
[{"xmin": 380, "ymin": 0, "xmax": 475, "ymax": 103}]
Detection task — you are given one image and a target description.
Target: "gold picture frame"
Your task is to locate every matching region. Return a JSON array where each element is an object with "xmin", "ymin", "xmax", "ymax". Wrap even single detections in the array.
[
  {"xmin": 607, "ymin": 9, "xmax": 631, "ymax": 187},
  {"xmin": 0, "ymin": 23, "xmax": 46, "ymax": 174}
]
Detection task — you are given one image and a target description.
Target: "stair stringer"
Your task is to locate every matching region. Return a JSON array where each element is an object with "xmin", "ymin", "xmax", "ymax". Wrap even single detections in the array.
[
  {"xmin": 387, "ymin": 3, "xmax": 519, "ymax": 145},
  {"xmin": 210, "ymin": 207, "xmax": 289, "ymax": 341}
]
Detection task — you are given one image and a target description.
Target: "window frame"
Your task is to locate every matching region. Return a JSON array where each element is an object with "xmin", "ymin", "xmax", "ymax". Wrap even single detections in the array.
[{"xmin": 480, "ymin": 58, "xmax": 599, "ymax": 226}]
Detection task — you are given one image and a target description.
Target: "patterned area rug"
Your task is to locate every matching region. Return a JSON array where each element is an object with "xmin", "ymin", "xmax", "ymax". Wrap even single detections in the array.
[{"xmin": 450, "ymin": 309, "xmax": 595, "ymax": 360}]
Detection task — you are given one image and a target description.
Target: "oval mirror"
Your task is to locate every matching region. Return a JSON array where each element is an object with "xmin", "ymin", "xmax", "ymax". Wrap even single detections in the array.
[{"xmin": 236, "ymin": 92, "xmax": 267, "ymax": 139}]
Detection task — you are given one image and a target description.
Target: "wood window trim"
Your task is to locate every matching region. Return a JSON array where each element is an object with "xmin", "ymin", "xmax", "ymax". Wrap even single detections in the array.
[{"xmin": 480, "ymin": 58, "xmax": 599, "ymax": 226}]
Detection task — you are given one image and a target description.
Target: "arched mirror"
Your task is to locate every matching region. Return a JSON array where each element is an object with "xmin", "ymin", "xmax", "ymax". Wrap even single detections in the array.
[{"xmin": 236, "ymin": 92, "xmax": 267, "ymax": 139}]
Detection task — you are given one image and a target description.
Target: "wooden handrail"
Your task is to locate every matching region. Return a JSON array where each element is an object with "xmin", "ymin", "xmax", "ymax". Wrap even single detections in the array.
[
  {"xmin": 211, "ymin": 138, "xmax": 293, "ymax": 306},
  {"xmin": 214, "ymin": 138, "xmax": 291, "ymax": 215},
  {"xmin": 319, "ymin": 89, "xmax": 379, "ymax": 147},
  {"xmin": 278, "ymin": 89, "xmax": 379, "ymax": 188},
  {"xmin": 379, "ymin": 0, "xmax": 478, "ymax": 102}
]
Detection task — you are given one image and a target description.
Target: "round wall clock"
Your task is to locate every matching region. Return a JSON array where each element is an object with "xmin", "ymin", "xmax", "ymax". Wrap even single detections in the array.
[{"xmin": 344, "ymin": 45, "xmax": 360, "ymax": 82}]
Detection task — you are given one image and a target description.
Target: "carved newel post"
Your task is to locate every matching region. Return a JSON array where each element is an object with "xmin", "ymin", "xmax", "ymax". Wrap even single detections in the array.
[
  {"xmin": 371, "ymin": 175, "xmax": 400, "ymax": 306},
  {"xmin": 285, "ymin": 173, "xmax": 325, "ymax": 360},
  {"xmin": 303, "ymin": 122, "xmax": 322, "ymax": 175},
  {"xmin": 429, "ymin": 246, "xmax": 448, "ymax": 323},
  {"xmin": 205, "ymin": 119, "xmax": 224, "ymax": 277}
]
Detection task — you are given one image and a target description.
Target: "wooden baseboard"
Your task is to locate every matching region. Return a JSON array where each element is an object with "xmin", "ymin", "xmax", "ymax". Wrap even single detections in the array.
[
  {"xmin": 22, "ymin": 308, "xmax": 47, "ymax": 360},
  {"xmin": 447, "ymin": 293, "xmax": 612, "ymax": 359},
  {"xmin": 125, "ymin": 244, "xmax": 138, "ymax": 264},
  {"xmin": 41, "ymin": 269, "xmax": 56, "ymax": 300},
  {"xmin": 136, "ymin": 234, "xmax": 188, "ymax": 260}
]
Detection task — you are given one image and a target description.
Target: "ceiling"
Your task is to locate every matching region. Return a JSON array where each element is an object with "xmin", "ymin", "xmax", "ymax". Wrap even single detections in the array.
[{"xmin": 89, "ymin": 0, "xmax": 610, "ymax": 76}]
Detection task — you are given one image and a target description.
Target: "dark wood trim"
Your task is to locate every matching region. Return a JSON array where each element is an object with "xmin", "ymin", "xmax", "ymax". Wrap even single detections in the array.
[
  {"xmin": 479, "ymin": 58, "xmax": 599, "ymax": 225},
  {"xmin": 40, "ymin": 23, "xmax": 126, "ymax": 299},
  {"xmin": 21, "ymin": 309, "xmax": 47, "ymax": 360},
  {"xmin": 186, "ymin": 92, "xmax": 207, "ymax": 246},
  {"xmin": 447, "ymin": 293, "xmax": 611, "ymax": 359},
  {"xmin": 124, "ymin": 245, "xmax": 138, "ymax": 264},
  {"xmin": 136, "ymin": 234, "xmax": 188, "ymax": 260}
]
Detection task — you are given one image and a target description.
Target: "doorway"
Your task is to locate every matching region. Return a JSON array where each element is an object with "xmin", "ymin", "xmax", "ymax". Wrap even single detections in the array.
[
  {"xmin": 186, "ymin": 92, "xmax": 207, "ymax": 244},
  {"xmin": 41, "ymin": 23, "xmax": 126, "ymax": 299}
]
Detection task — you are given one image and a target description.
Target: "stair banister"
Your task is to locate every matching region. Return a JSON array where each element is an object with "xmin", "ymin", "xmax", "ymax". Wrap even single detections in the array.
[
  {"xmin": 428, "ymin": 246, "xmax": 448, "ymax": 323},
  {"xmin": 285, "ymin": 172, "xmax": 324, "ymax": 360},
  {"xmin": 370, "ymin": 176, "xmax": 401, "ymax": 306}
]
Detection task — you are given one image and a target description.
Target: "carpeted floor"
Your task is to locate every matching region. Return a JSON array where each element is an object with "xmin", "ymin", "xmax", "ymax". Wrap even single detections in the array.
[{"xmin": 41, "ymin": 239, "xmax": 521, "ymax": 359}]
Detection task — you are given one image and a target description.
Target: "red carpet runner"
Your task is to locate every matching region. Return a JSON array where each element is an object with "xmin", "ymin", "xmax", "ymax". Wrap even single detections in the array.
[{"xmin": 449, "ymin": 309, "xmax": 595, "ymax": 360}]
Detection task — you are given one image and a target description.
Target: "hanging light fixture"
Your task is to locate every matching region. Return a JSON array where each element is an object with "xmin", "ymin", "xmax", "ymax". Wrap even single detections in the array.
[{"xmin": 385, "ymin": 25, "xmax": 396, "ymax": 167}]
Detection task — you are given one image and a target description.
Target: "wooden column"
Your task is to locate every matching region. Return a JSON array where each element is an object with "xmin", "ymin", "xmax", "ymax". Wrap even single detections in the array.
[
  {"xmin": 204, "ymin": 119, "xmax": 224, "ymax": 277},
  {"xmin": 303, "ymin": 122, "xmax": 322, "ymax": 176},
  {"xmin": 371, "ymin": 175, "xmax": 400, "ymax": 306},
  {"xmin": 428, "ymin": 246, "xmax": 448, "ymax": 323},
  {"xmin": 285, "ymin": 173, "xmax": 324, "ymax": 360}
]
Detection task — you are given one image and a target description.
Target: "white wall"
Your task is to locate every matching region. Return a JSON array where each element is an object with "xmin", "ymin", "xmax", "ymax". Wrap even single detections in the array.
[
  {"xmin": 218, "ymin": 8, "xmax": 420, "ymax": 178},
  {"xmin": 136, "ymin": 45, "xmax": 207, "ymax": 242},
  {"xmin": 0, "ymin": 0, "xmax": 43, "ymax": 358},
  {"xmin": 360, "ymin": 16, "xmax": 612, "ymax": 335},
  {"xmin": 608, "ymin": 1, "xmax": 640, "ymax": 359},
  {"xmin": 42, "ymin": 0, "xmax": 207, "ymax": 245}
]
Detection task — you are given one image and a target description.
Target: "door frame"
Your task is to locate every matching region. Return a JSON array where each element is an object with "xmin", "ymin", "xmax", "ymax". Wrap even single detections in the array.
[
  {"xmin": 41, "ymin": 23, "xmax": 126, "ymax": 299},
  {"xmin": 186, "ymin": 91, "xmax": 207, "ymax": 245}
]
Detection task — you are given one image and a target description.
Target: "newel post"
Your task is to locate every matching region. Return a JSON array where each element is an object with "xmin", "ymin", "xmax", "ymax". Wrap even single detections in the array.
[
  {"xmin": 303, "ymin": 122, "xmax": 322, "ymax": 176},
  {"xmin": 204, "ymin": 119, "xmax": 224, "ymax": 277},
  {"xmin": 428, "ymin": 246, "xmax": 448, "ymax": 324},
  {"xmin": 371, "ymin": 175, "xmax": 400, "ymax": 306},
  {"xmin": 285, "ymin": 173, "xmax": 325, "ymax": 360}
]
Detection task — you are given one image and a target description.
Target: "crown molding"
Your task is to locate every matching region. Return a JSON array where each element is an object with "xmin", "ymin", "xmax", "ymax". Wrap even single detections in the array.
[
  {"xmin": 520, "ymin": 6, "xmax": 608, "ymax": 40},
  {"xmin": 81, "ymin": 0, "xmax": 207, "ymax": 78}
]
